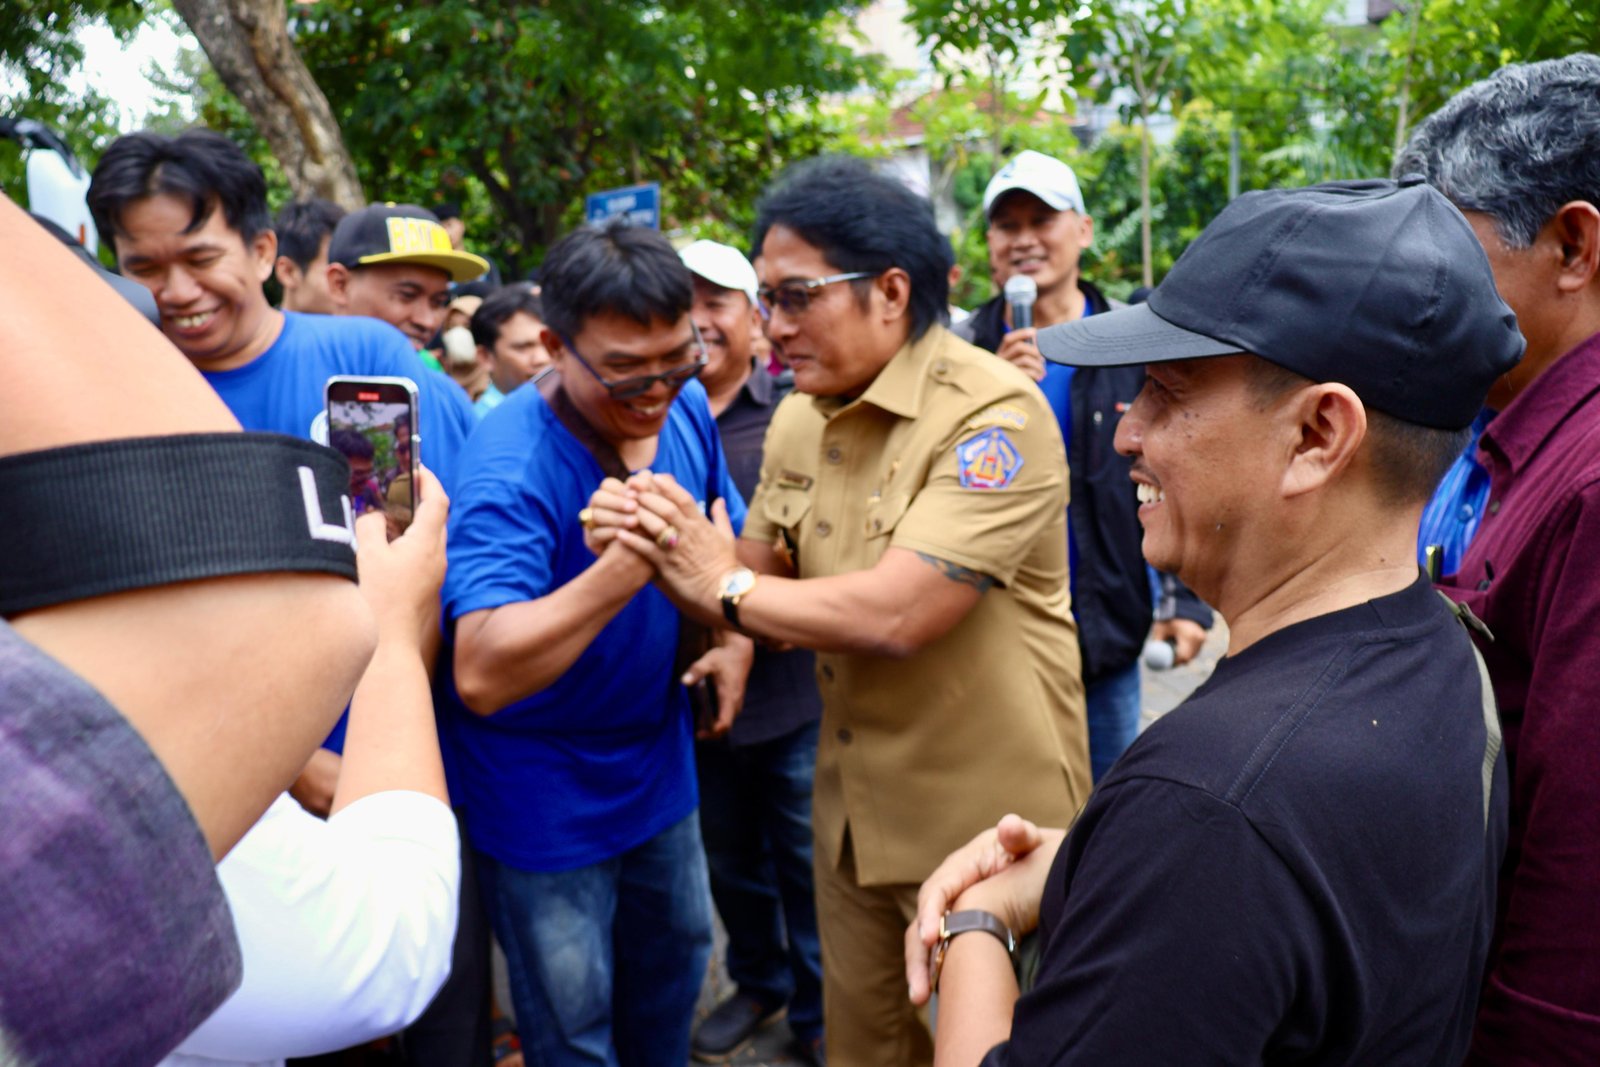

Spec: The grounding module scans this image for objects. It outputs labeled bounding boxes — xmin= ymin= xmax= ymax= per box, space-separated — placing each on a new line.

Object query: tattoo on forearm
xmin=915 ymin=551 xmax=997 ymax=592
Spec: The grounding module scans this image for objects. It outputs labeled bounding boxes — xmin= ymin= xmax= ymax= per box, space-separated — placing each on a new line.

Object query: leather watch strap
xmin=931 ymin=909 xmax=1016 ymax=993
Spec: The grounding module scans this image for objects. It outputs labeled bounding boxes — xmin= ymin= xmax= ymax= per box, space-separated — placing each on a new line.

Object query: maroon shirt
xmin=1440 ymin=330 xmax=1600 ymax=1065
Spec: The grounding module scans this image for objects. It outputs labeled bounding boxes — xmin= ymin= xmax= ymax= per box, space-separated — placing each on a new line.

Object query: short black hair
xmin=753 ymin=155 xmax=951 ymax=339
xmin=538 ymin=222 xmax=692 ymax=340
xmin=434 ymin=201 xmax=462 ymax=222
xmin=1244 ymin=357 xmax=1470 ymax=505
xmin=274 ymin=199 xmax=345 ymax=270
xmin=330 ymin=428 xmax=374 ymax=461
xmin=88 ymin=129 xmax=271 ymax=249
xmin=471 ymin=282 xmax=545 ymax=350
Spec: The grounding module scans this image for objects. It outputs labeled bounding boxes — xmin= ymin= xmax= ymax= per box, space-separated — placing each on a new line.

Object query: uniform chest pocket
xmin=762 ymin=486 xmax=814 ymax=533
xmin=863 ymin=492 xmax=912 ymax=539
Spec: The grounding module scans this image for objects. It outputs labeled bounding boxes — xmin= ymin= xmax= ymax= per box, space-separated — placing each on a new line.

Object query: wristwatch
xmin=930 ymin=909 xmax=1016 ymax=993
xmin=718 ymin=567 xmax=758 ymax=627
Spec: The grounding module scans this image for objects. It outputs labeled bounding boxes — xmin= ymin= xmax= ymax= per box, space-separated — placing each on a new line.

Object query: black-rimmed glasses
xmin=757 ymin=271 xmax=880 ymax=317
xmin=560 ymin=322 xmax=709 ymax=400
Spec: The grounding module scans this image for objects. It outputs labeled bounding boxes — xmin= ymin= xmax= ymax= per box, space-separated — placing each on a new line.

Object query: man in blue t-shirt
xmin=441 ymin=222 xmax=752 ymax=1066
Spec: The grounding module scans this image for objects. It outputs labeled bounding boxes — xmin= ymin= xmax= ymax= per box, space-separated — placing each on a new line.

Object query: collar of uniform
xmin=818 ymin=327 xmax=945 ymax=421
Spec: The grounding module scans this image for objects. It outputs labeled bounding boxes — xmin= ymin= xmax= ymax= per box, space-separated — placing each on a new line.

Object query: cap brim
xmin=355 ymin=249 xmax=490 ymax=283
xmin=985 ymin=182 xmax=1078 ymax=218
xmin=1037 ymin=303 xmax=1246 ymax=367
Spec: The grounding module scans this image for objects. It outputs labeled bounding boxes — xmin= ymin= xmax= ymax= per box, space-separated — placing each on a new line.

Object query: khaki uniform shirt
xmin=745 ymin=325 xmax=1092 ymax=887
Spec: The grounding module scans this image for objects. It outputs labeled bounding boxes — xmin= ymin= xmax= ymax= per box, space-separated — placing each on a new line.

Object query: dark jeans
xmin=1086 ymin=660 xmax=1142 ymax=783
xmin=477 ymin=812 xmax=713 ymax=1067
xmin=697 ymin=720 xmax=823 ymax=1044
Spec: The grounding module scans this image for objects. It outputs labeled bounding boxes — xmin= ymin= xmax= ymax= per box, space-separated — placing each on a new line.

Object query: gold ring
xmin=578 ymin=507 xmax=594 ymax=528
xmin=656 ymin=525 xmax=680 ymax=550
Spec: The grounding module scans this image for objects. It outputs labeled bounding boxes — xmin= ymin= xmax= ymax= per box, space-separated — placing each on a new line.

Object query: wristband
xmin=930 ymin=909 xmax=1016 ymax=993
xmin=1 ymin=433 xmax=359 ymax=617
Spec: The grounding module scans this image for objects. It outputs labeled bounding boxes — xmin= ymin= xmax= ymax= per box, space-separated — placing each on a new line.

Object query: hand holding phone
xmin=326 ymin=376 xmax=421 ymax=537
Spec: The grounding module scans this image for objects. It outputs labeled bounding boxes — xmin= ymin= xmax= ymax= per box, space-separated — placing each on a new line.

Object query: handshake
xmin=581 ymin=470 xmax=753 ymax=740
xmin=580 ymin=470 xmax=743 ymax=621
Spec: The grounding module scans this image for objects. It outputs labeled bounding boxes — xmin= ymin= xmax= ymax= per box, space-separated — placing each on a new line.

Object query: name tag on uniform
xmin=777 ymin=469 xmax=814 ymax=490
xmin=956 ymin=427 xmax=1024 ymax=490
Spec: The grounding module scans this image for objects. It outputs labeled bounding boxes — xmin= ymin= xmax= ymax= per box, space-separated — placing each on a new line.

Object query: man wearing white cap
xmin=679 ymin=239 xmax=827 ymax=1065
xmin=957 ymin=151 xmax=1213 ymax=783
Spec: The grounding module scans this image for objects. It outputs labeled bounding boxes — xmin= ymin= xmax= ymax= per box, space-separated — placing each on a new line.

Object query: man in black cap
xmin=903 ymin=178 xmax=1521 ymax=1066
xmin=327 ymin=202 xmax=490 ymax=363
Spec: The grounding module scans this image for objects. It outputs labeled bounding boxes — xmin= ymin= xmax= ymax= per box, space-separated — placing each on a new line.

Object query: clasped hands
xmin=583 ymin=471 xmax=751 ymax=740
xmin=903 ymin=813 xmax=1066 ymax=1006
xmin=582 ymin=471 xmax=739 ymax=620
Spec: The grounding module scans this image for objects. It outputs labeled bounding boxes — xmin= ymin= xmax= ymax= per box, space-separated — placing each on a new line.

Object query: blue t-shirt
xmin=202 ymin=311 xmax=478 ymax=752
xmin=438 ymin=378 xmax=745 ymax=872
xmin=201 ymin=311 xmax=478 ymax=496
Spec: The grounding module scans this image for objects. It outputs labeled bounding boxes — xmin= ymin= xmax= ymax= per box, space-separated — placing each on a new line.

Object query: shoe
xmin=690 ymin=991 xmax=785 ymax=1062
xmin=790 ymin=1033 xmax=826 ymax=1067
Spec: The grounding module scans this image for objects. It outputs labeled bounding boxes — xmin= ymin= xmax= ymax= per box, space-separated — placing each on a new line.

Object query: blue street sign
xmin=584 ymin=182 xmax=662 ymax=229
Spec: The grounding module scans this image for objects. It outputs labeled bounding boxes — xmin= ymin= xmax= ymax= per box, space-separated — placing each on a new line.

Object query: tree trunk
xmin=169 ymin=0 xmax=364 ymax=209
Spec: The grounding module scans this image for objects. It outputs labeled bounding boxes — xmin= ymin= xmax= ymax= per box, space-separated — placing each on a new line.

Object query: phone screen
xmin=326 ymin=376 xmax=419 ymax=536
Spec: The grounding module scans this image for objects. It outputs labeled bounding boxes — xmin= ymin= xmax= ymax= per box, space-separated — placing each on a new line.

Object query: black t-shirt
xmin=983 ymin=574 xmax=1506 ymax=1066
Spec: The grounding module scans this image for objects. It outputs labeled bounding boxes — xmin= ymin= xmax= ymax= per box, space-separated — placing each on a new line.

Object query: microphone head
xmin=1003 ymin=274 xmax=1038 ymax=306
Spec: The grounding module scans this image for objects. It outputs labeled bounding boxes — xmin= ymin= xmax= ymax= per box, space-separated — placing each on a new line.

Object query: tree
xmin=167 ymin=0 xmax=362 ymax=207
xmin=289 ymin=0 xmax=873 ymax=267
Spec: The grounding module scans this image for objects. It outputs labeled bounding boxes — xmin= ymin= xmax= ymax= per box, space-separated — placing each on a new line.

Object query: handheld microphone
xmin=1004 ymin=274 xmax=1037 ymax=332
xmin=1142 ymin=638 xmax=1178 ymax=671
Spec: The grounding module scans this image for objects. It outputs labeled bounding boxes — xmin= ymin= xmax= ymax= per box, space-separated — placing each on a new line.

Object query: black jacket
xmin=957 ymin=282 xmax=1213 ymax=685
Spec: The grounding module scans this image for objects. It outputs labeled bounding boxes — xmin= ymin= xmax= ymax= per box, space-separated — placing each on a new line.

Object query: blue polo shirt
xmin=201 ymin=311 xmax=477 ymax=496
xmin=202 ymin=311 xmax=477 ymax=753
xmin=438 ymin=378 xmax=745 ymax=871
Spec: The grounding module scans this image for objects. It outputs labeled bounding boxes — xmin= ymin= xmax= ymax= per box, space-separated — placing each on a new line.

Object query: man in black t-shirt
xmin=904 ymin=179 xmax=1522 ymax=1065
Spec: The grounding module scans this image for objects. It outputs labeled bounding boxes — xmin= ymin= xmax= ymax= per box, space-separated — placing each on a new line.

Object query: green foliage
xmin=287 ymin=0 xmax=874 ymax=274
xmin=0 ymin=0 xmax=145 ymax=208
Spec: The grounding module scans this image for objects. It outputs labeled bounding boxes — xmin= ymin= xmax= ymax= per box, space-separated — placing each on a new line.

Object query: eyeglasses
xmin=757 ymin=271 xmax=880 ymax=317
xmin=560 ymin=322 xmax=709 ymax=401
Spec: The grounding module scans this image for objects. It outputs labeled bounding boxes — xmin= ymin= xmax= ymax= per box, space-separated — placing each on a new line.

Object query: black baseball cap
xmin=327 ymin=203 xmax=488 ymax=283
xmin=1036 ymin=177 xmax=1524 ymax=430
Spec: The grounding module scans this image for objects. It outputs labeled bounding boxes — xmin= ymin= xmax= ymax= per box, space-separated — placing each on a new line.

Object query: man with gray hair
xmin=1397 ymin=53 xmax=1600 ymax=1064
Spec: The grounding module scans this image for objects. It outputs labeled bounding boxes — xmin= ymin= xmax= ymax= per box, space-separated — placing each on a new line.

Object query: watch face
xmin=722 ymin=568 xmax=757 ymax=599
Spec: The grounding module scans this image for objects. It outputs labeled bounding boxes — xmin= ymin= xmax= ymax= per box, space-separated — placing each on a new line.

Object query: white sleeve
xmin=166 ymin=791 xmax=461 ymax=1061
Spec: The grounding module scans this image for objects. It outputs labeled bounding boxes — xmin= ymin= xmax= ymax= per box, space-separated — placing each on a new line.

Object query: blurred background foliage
xmin=3 ymin=0 xmax=1598 ymax=296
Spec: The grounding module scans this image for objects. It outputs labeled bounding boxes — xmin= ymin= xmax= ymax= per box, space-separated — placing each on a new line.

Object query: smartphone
xmin=325 ymin=375 xmax=420 ymax=537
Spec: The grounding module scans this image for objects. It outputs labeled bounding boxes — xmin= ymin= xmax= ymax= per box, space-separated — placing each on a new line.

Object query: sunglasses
xmin=561 ymin=323 xmax=709 ymax=401
xmin=757 ymin=271 xmax=880 ymax=317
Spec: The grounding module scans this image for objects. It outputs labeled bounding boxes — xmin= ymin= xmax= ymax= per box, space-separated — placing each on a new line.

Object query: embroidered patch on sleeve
xmin=956 ymin=427 xmax=1024 ymax=490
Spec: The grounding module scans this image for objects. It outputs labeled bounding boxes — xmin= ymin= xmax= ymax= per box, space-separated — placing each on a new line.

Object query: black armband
xmin=0 ymin=433 xmax=359 ymax=617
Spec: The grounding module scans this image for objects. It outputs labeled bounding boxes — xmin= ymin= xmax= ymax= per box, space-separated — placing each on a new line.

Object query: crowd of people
xmin=2 ymin=50 xmax=1599 ymax=1067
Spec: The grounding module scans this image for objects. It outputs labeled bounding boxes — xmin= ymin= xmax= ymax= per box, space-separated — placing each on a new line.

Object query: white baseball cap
xmin=679 ymin=239 xmax=759 ymax=306
xmin=983 ymin=150 xmax=1088 ymax=218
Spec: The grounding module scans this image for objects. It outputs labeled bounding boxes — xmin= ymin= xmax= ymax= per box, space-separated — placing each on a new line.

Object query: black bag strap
xmin=535 ymin=369 xmax=719 ymax=690
xmin=537 ymin=368 xmax=719 ymax=505
xmin=1 ymin=433 xmax=358 ymax=617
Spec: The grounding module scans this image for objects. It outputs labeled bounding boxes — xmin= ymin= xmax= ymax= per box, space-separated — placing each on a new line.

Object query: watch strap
xmin=931 ymin=909 xmax=1016 ymax=993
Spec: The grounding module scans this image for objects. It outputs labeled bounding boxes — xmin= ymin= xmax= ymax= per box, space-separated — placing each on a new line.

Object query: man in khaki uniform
xmin=584 ymin=157 xmax=1091 ymax=1065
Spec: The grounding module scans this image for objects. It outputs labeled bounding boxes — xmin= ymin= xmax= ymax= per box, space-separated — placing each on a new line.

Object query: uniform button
xmin=1488 ymin=500 xmax=1501 ymax=515
xmin=1459 ymin=503 xmax=1475 ymax=521
xmin=827 ymin=447 xmax=843 ymax=464
xmin=836 ymin=727 xmax=853 ymax=744
xmin=815 ymin=521 xmax=832 ymax=537
xmin=872 ymin=518 xmax=883 ymax=532
xmin=933 ymin=360 xmax=950 ymax=377
xmin=821 ymin=664 xmax=835 ymax=681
